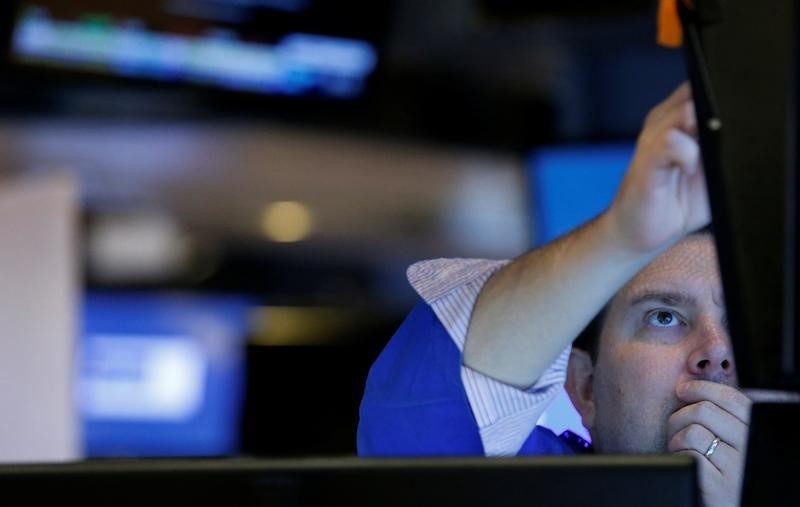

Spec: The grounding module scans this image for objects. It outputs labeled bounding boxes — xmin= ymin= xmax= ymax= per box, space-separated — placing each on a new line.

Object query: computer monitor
xmin=2 ymin=0 xmax=389 ymax=100
xmin=678 ymin=0 xmax=800 ymax=504
xmin=0 ymin=455 xmax=699 ymax=507
xmin=682 ymin=0 xmax=799 ymax=393
xmin=80 ymin=291 xmax=252 ymax=457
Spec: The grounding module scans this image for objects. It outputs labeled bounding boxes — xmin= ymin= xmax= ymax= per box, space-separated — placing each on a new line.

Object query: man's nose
xmin=686 ymin=318 xmax=735 ymax=382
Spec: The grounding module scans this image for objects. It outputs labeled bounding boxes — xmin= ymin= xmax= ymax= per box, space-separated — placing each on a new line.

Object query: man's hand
xmin=667 ymin=381 xmax=753 ymax=507
xmin=608 ymin=82 xmax=710 ymax=255
xmin=463 ymin=83 xmax=712 ymax=389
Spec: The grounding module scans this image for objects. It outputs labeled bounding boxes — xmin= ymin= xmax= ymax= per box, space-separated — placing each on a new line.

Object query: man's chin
xmin=593 ymin=431 xmax=668 ymax=454
xmin=632 ymin=437 xmax=669 ymax=455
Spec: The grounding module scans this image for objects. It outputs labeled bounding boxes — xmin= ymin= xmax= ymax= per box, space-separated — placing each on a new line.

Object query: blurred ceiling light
xmin=443 ymin=163 xmax=529 ymax=256
xmin=260 ymin=201 xmax=313 ymax=242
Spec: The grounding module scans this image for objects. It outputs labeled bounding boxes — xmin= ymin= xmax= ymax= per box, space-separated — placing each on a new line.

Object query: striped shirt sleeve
xmin=407 ymin=258 xmax=571 ymax=457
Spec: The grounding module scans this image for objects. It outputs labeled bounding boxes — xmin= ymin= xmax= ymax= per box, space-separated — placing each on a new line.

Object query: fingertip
xmin=684 ymin=103 xmax=699 ymax=136
xmin=675 ymin=81 xmax=693 ymax=100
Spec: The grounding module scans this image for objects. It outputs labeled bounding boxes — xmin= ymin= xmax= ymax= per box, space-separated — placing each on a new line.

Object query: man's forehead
xmin=615 ymin=235 xmax=721 ymax=303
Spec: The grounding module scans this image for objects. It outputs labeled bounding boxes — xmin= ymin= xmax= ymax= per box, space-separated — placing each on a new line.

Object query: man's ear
xmin=565 ymin=348 xmax=596 ymax=431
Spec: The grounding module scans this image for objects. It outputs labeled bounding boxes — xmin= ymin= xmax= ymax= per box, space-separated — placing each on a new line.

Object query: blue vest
xmin=357 ymin=300 xmax=591 ymax=457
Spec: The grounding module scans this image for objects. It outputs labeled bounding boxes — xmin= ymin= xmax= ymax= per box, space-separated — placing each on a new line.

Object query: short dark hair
xmin=573 ymin=307 xmax=606 ymax=363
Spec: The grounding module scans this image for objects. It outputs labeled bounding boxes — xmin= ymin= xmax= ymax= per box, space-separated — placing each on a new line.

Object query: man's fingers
xmin=648 ymin=128 xmax=701 ymax=177
xmin=645 ymin=98 xmax=698 ymax=141
xmin=668 ymin=400 xmax=749 ymax=451
xmin=669 ymin=385 xmax=751 ymax=507
xmin=674 ymin=447 xmax=741 ymax=507
xmin=685 ymin=162 xmax=711 ymax=230
xmin=668 ymin=424 xmax=738 ymax=474
xmin=663 ymin=99 xmax=698 ymax=138
xmin=673 ymin=448 xmax=721 ymax=479
xmin=664 ymin=81 xmax=692 ymax=108
xmin=645 ymin=81 xmax=693 ymax=127
xmin=677 ymin=380 xmax=752 ymax=424
xmin=636 ymin=93 xmax=700 ymax=178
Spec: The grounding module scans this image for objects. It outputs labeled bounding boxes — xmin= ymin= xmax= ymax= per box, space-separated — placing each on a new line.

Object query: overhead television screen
xmin=7 ymin=0 xmax=389 ymax=99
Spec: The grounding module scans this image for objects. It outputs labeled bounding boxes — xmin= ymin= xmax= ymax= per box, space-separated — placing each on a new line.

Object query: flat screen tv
xmin=3 ymin=1 xmax=390 ymax=100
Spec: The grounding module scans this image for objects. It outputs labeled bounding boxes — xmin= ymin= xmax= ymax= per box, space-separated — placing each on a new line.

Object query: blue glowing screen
xmin=80 ymin=292 xmax=252 ymax=457
xmin=529 ymin=144 xmax=634 ymax=246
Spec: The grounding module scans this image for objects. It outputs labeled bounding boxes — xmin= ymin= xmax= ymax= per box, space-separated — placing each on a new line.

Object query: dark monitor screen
xmin=686 ymin=0 xmax=800 ymax=391
xmin=0 ymin=455 xmax=699 ymax=507
xmin=681 ymin=2 xmax=800 ymax=502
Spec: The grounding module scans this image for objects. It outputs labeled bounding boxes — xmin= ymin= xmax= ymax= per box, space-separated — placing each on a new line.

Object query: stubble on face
xmin=588 ymin=235 xmax=723 ymax=454
xmin=591 ymin=354 xmax=684 ymax=454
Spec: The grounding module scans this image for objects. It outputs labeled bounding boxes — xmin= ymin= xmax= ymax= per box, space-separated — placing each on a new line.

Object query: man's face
xmin=589 ymin=234 xmax=736 ymax=453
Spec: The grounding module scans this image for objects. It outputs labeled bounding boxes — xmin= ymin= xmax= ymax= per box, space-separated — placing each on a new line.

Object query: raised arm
xmin=463 ymin=82 xmax=710 ymax=388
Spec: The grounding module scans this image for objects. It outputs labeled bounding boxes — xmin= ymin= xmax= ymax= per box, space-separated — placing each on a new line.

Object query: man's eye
xmin=646 ymin=310 xmax=682 ymax=328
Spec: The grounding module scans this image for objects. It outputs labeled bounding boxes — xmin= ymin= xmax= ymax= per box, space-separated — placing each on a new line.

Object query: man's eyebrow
xmin=627 ymin=291 xmax=698 ymax=308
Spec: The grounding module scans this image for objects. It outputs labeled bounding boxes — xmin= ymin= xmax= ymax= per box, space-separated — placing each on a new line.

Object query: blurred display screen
xmin=80 ymin=291 xmax=252 ymax=457
xmin=9 ymin=1 xmax=386 ymax=98
xmin=528 ymin=143 xmax=633 ymax=246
